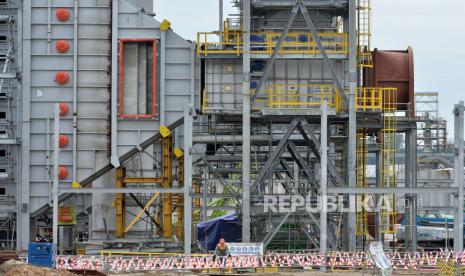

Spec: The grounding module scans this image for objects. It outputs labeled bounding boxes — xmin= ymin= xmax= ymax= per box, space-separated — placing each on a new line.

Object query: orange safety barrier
xmin=56 ymin=40 xmax=70 ymax=53
xmin=55 ymin=72 xmax=70 ymax=85
xmin=56 ymin=8 xmax=71 ymax=21
xmin=56 ymin=251 xmax=465 ymax=273
xmin=59 ymin=103 xmax=69 ymax=116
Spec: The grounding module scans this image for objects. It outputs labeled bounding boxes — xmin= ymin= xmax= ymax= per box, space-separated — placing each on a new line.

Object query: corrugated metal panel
xmin=19 ymin=0 xmax=196 ymax=240
xmin=28 ymin=0 xmax=112 ymax=214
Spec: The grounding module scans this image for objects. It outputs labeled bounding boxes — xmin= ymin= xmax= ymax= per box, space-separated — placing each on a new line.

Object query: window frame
xmin=118 ymin=38 xmax=157 ymax=119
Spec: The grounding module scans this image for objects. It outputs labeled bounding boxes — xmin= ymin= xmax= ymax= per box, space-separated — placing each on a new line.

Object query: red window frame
xmin=118 ymin=38 xmax=157 ymax=119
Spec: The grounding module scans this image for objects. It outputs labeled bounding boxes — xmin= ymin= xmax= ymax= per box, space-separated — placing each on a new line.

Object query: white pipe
xmin=110 ymin=0 xmax=119 ymax=167
xmin=53 ymin=104 xmax=60 ymax=253
xmin=47 ymin=0 xmax=51 ymax=54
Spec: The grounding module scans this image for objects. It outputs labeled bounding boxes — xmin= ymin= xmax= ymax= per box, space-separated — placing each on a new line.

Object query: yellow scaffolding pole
xmin=124 ymin=193 xmax=160 ymax=234
xmin=193 ymin=180 xmax=201 ymax=222
xmin=162 ymin=130 xmax=174 ymax=238
xmin=114 ymin=167 xmax=126 ymax=238
xmin=356 ymin=129 xmax=368 ymax=237
xmin=175 ymin=148 xmax=184 ymax=239
xmin=122 ymin=177 xmax=163 ymax=184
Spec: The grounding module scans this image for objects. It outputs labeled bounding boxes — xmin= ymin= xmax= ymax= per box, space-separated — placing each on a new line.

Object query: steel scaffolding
xmin=415 ymin=92 xmax=447 ymax=154
xmin=0 ymin=0 xmax=19 ymax=249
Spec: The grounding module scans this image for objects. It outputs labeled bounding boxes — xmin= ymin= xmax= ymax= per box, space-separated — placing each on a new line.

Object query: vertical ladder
xmin=357 ymin=0 xmax=373 ymax=68
xmin=356 ymin=129 xmax=368 ymax=239
xmin=380 ymin=89 xmax=397 ymax=236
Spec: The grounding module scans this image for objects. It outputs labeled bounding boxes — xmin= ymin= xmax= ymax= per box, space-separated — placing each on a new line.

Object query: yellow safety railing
xmin=356 ymin=87 xmax=385 ymax=111
xmin=202 ymin=85 xmax=396 ymax=115
xmin=197 ymin=31 xmax=348 ymax=56
xmin=260 ymin=83 xmax=343 ymax=112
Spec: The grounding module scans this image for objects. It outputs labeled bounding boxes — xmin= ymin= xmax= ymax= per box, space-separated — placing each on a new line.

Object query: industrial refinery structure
xmin=1 ymin=0 xmax=464 ymax=263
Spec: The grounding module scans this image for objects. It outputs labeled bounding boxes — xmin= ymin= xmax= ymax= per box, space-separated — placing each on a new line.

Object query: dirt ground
xmin=0 ymin=259 xmax=77 ymax=276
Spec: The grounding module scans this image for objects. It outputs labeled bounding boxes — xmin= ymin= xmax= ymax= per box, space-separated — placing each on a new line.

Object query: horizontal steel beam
xmin=0 ymin=73 xmax=16 ymax=79
xmin=328 ymin=187 xmax=458 ymax=194
xmin=0 ymin=138 xmax=20 ymax=145
xmin=193 ymin=135 xmax=271 ymax=144
xmin=251 ymin=0 xmax=348 ymax=8
xmin=367 ymin=179 xmax=454 ymax=184
xmin=122 ymin=177 xmax=163 ymax=184
xmin=58 ymin=188 xmax=183 ymax=194
xmin=192 ymin=206 xmax=238 ymax=211
xmin=417 ymin=206 xmax=455 ymax=211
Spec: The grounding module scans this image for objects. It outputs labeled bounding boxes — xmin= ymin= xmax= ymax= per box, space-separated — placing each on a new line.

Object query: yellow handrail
xmin=356 ymin=87 xmax=384 ymax=111
xmin=202 ymin=85 xmax=395 ymax=114
xmin=197 ymin=31 xmax=348 ymax=56
xmin=262 ymin=83 xmax=343 ymax=112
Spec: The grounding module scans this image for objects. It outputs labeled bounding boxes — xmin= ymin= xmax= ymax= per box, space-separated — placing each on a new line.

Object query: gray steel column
xmin=405 ymin=131 xmax=412 ymax=250
xmin=110 ymin=0 xmax=119 ymax=167
xmin=72 ymin=0 xmax=78 ymax=179
xmin=53 ymin=104 xmax=60 ymax=252
xmin=219 ymin=0 xmax=223 ymax=42
xmin=242 ymin=0 xmax=251 ymax=242
xmin=347 ymin=0 xmax=357 ymax=251
xmin=203 ymin=160 xmax=208 ymax=221
xmin=375 ymin=150 xmax=382 ymax=242
xmin=410 ymin=128 xmax=418 ymax=251
xmin=190 ymin=43 xmax=195 ymax=103
xmin=320 ymin=101 xmax=328 ymax=271
xmin=18 ymin=0 xmax=31 ymax=250
xmin=454 ymin=101 xmax=464 ymax=252
xmin=58 ymin=226 xmax=64 ymax=255
xmin=160 ymin=31 xmax=166 ymax=125
xmin=183 ymin=104 xmax=194 ymax=255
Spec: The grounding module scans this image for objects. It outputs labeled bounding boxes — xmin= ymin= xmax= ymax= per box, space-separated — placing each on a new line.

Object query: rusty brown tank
xmin=364 ymin=47 xmax=415 ymax=115
xmin=367 ymin=212 xmax=404 ymax=238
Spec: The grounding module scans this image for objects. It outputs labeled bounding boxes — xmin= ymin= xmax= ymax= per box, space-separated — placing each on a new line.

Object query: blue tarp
xmin=196 ymin=214 xmax=241 ymax=251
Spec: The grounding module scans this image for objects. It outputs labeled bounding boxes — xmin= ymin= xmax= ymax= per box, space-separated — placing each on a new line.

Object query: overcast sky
xmin=154 ymin=0 xmax=465 ymax=135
